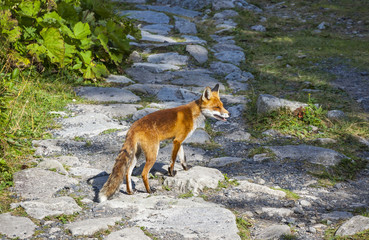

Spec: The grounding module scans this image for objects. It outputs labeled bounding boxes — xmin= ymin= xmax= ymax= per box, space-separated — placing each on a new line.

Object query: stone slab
xmin=13 ymin=168 xmax=78 ymax=200
xmin=257 ymin=94 xmax=308 ymax=114
xmin=106 ymin=75 xmax=134 ymax=84
xmin=98 ymin=195 xmax=240 ymax=240
xmin=235 ymin=180 xmax=286 ymax=198
xmin=186 ymin=45 xmax=208 ymax=64
xmin=210 ymin=61 xmax=241 ymax=75
xmin=141 ymin=24 xmax=173 ymax=35
xmin=132 ymin=63 xmax=180 ymax=73
xmin=137 ymin=5 xmax=201 ymax=18
xmin=266 ymin=145 xmax=348 ymax=166
xmin=56 ymin=113 xmax=127 ymax=138
xmin=214 ymin=50 xmax=245 ymax=65
xmin=185 ymin=129 xmax=211 ymax=144
xmin=208 ymin=157 xmax=244 ymax=167
xmin=105 ymin=227 xmax=151 ymax=240
xmin=147 ymin=52 xmax=189 ymax=65
xmin=20 ymin=197 xmax=82 ymax=219
xmin=335 ymin=215 xmax=369 ymax=236
xmin=120 ymin=10 xmax=169 ymax=24
xmin=164 ymin=166 xmax=224 ymax=195
xmin=75 ymin=87 xmax=141 ymax=103
xmin=141 ymin=30 xmax=176 ymax=43
xmin=256 ymin=225 xmax=291 ymax=240
xmin=0 ymin=213 xmax=37 ymax=239
xmin=68 ymin=104 xmax=142 ymax=119
xmin=66 ymin=217 xmax=121 ymax=236
xmin=174 ymin=16 xmax=197 ymax=34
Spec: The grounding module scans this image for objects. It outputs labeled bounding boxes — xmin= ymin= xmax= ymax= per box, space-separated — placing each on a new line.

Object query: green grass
xmin=178 ymin=191 xmax=194 ymax=199
xmin=0 ymin=68 xmax=76 ymax=213
xmin=271 ymin=187 xmax=300 ymax=200
xmin=236 ymin=216 xmax=252 ymax=239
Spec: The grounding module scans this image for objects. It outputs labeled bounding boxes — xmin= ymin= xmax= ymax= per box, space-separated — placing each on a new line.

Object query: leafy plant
xmin=0 ymin=0 xmax=140 ymax=80
xmin=0 ymin=158 xmax=13 ymax=191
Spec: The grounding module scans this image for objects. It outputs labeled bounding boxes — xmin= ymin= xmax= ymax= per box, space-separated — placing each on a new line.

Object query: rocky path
xmin=1 ymin=1 xmax=369 ymax=240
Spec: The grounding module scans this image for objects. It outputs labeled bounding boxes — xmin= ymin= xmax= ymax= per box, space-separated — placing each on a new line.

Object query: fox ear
xmin=211 ymin=84 xmax=220 ymax=93
xmin=202 ymin=87 xmax=212 ymax=101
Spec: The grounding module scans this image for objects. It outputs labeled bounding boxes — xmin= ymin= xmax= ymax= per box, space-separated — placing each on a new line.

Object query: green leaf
xmin=27 ymin=43 xmax=47 ymax=61
xmin=80 ymin=38 xmax=93 ymax=50
xmin=41 ymin=11 xmax=64 ymax=25
xmin=64 ymin=43 xmax=76 ymax=66
xmin=83 ymin=66 xmax=95 ymax=79
xmin=92 ymin=63 xmax=109 ymax=78
xmin=57 ymin=1 xmax=79 ymax=24
xmin=40 ymin=27 xmax=65 ymax=65
xmin=73 ymin=22 xmax=91 ymax=40
xmin=18 ymin=0 xmax=41 ymax=18
xmin=59 ymin=24 xmax=75 ymax=39
xmin=79 ymin=51 xmax=92 ymax=64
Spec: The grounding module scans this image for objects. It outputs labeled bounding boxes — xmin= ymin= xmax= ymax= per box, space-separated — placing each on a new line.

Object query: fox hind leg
xmin=141 ymin=143 xmax=159 ymax=193
xmin=125 ymin=155 xmax=137 ymax=195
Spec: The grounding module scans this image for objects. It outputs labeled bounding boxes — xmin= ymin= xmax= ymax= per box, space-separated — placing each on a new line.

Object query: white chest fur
xmin=185 ymin=113 xmax=205 ymax=141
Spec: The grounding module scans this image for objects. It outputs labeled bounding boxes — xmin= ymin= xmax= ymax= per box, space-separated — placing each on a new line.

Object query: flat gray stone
xmin=106 ymin=75 xmax=134 ymax=84
xmin=128 ymin=51 xmax=142 ymax=63
xmin=33 ymin=139 xmax=86 ymax=156
xmin=174 ymin=16 xmax=197 ymax=34
xmin=213 ymin=0 xmax=235 ymax=10
xmin=213 ymin=43 xmax=243 ymax=52
xmin=185 ymin=129 xmax=211 ymax=144
xmin=210 ymin=61 xmax=241 ymax=75
xmin=132 ymin=108 xmax=158 ymax=121
xmin=13 ymin=168 xmax=78 ymax=200
xmin=105 ymin=227 xmax=151 ymax=240
xmin=315 ymin=138 xmax=337 ymax=145
xmin=266 ymin=145 xmax=348 ymax=166
xmin=261 ymin=207 xmax=293 ymax=218
xmin=164 ymin=166 xmax=224 ymax=195
xmin=257 ymin=94 xmax=308 ymax=114
xmin=137 ymin=5 xmax=201 ymax=18
xmin=66 ymin=217 xmax=121 ymax=236
xmin=208 ymin=157 xmax=244 ymax=167
xmin=49 ymin=156 xmax=81 ymax=167
xmin=0 ymin=213 xmax=37 ymax=239
xmin=322 ymin=211 xmax=353 ymax=221
xmin=98 ymin=195 xmax=240 ymax=240
xmin=141 ymin=24 xmax=173 ymax=35
xmin=181 ymin=35 xmax=207 ymax=44
xmin=226 ymin=71 xmax=254 ymax=81
xmin=327 ymin=110 xmax=345 ymax=120
xmin=235 ymin=181 xmax=286 ymax=198
xmin=227 ymin=104 xmax=245 ymax=118
xmin=156 ymin=86 xmax=199 ymax=102
xmin=125 ymin=67 xmax=173 ymax=84
xmin=171 ymin=72 xmax=224 ymax=91
xmin=147 ymin=52 xmax=189 ymax=65
xmin=251 ymin=24 xmax=266 ymax=32
xmin=225 ymin=130 xmax=251 ymax=141
xmin=228 ymin=80 xmax=248 ymax=92
xmin=69 ymin=104 xmax=142 ymax=119
xmin=69 ymin=167 xmax=106 ymax=179
xmin=120 ymin=10 xmax=169 ymax=24
xmin=186 ymin=45 xmax=208 ymax=64
xmin=214 ymin=9 xmax=239 ymax=19
xmin=256 ymin=225 xmax=291 ymax=240
xmin=38 ymin=159 xmax=68 ymax=175
xmin=56 ymin=113 xmax=127 ymax=138
xmin=210 ymin=35 xmax=235 ymax=44
xmin=133 ymin=63 xmax=180 ymax=73
xmin=75 ymin=87 xmax=141 ymax=103
xmin=20 ymin=197 xmax=82 ymax=219
xmin=214 ymin=50 xmax=245 ymax=65
xmin=335 ymin=215 xmax=369 ymax=236
xmin=141 ymin=30 xmax=176 ymax=43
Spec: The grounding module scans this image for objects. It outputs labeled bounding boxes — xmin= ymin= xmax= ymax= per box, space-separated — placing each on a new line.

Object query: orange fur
xmin=98 ymin=85 xmax=229 ymax=202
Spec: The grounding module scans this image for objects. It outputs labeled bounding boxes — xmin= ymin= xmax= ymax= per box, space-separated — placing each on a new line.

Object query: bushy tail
xmin=98 ymin=135 xmax=136 ymax=202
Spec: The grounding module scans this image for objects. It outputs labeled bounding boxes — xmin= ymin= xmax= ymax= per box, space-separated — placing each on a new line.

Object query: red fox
xmin=98 ymin=84 xmax=229 ymax=202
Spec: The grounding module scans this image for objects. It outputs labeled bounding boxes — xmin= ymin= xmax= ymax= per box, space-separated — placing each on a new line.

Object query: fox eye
xmin=214 ymin=106 xmax=220 ymax=109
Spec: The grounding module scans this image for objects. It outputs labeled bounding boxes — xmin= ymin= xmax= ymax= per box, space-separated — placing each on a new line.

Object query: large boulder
xmin=163 ymin=166 xmax=224 ymax=195
xmin=66 ymin=217 xmax=121 ymax=236
xmin=257 ymin=94 xmax=309 ymax=114
xmin=335 ymin=215 xmax=369 ymax=236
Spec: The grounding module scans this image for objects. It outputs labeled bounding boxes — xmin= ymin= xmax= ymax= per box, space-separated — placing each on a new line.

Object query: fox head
xmin=200 ymin=84 xmax=229 ymax=122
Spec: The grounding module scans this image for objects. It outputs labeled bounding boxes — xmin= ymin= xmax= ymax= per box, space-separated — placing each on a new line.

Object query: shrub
xmin=0 ymin=0 xmax=140 ymax=80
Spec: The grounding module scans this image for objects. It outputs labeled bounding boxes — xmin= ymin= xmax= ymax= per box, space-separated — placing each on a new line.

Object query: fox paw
xmin=182 ymin=164 xmax=192 ymax=171
xmin=168 ymin=167 xmax=177 ymax=177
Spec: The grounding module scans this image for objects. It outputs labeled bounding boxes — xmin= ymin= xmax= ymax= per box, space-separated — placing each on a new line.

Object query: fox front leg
xmin=178 ymin=145 xmax=191 ymax=170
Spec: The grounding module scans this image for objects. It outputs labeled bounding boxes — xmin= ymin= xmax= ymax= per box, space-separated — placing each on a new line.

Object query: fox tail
xmin=98 ymin=134 xmax=136 ymax=202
